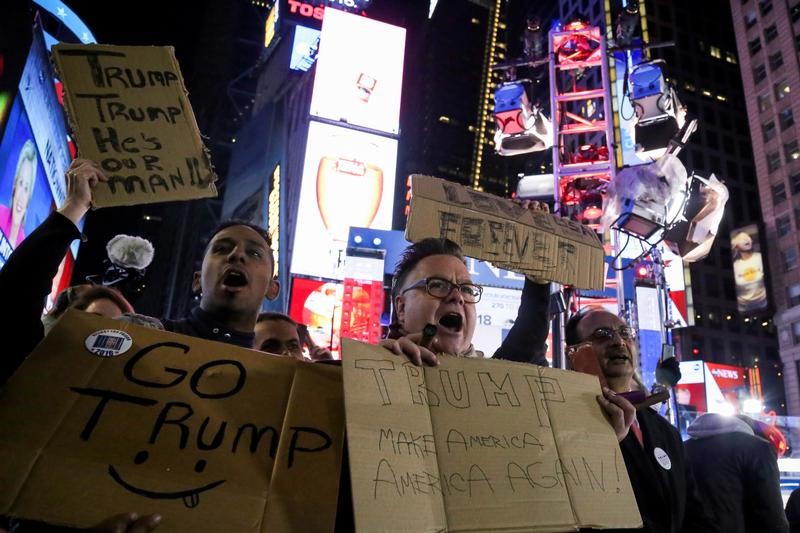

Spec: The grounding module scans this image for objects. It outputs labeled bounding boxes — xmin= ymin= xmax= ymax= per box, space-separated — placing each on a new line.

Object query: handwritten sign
xmin=51 ymin=44 xmax=217 ymax=207
xmin=341 ymin=338 xmax=642 ymax=532
xmin=406 ymin=175 xmax=605 ymax=290
xmin=0 ymin=311 xmax=343 ymax=532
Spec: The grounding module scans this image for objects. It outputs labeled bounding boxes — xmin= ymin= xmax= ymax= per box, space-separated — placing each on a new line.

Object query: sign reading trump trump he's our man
xmin=52 ymin=44 xmax=217 ymax=208
xmin=0 ymin=310 xmax=343 ymax=533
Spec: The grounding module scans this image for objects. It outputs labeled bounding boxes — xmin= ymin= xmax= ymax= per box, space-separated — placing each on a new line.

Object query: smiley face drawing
xmin=108 ymin=450 xmax=226 ymax=508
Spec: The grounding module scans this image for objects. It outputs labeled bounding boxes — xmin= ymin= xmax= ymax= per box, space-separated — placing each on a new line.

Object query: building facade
xmin=731 ymin=0 xmax=800 ymax=415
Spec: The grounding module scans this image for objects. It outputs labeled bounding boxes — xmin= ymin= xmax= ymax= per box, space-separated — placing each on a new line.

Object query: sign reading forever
xmin=406 ymin=175 xmax=605 ymax=290
xmin=341 ymin=338 xmax=642 ymax=532
xmin=0 ymin=311 xmax=344 ymax=532
xmin=51 ymin=44 xmax=218 ymax=207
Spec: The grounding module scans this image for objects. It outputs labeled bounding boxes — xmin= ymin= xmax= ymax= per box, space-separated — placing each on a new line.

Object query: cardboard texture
xmin=51 ymin=44 xmax=217 ymax=207
xmin=0 ymin=311 xmax=344 ymax=532
xmin=341 ymin=338 xmax=642 ymax=532
xmin=405 ymin=175 xmax=605 ymax=290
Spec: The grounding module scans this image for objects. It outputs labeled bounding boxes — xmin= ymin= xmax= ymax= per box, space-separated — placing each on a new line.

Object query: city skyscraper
xmin=730 ymin=0 xmax=800 ymax=415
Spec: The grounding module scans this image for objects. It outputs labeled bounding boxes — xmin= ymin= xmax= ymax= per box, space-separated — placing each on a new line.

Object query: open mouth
xmin=439 ymin=313 xmax=464 ymax=332
xmin=222 ymin=270 xmax=248 ymax=287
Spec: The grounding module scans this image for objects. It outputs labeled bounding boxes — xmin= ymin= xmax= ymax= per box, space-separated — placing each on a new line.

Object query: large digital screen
xmin=288 ymin=276 xmax=343 ymax=355
xmin=290 ymin=25 xmax=321 ymax=71
xmin=0 ymin=28 xmax=75 ymax=302
xmin=0 ymin=96 xmax=54 ymax=262
xmin=474 ymin=286 xmax=522 ymax=357
xmin=730 ymin=224 xmax=768 ymax=312
xmin=19 ymin=24 xmax=71 ymax=210
xmin=309 ymin=8 xmax=405 ymax=134
xmin=290 ymin=120 xmax=397 ymax=280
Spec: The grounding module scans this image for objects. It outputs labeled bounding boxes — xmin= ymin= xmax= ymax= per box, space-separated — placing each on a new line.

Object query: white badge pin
xmin=654 ymin=447 xmax=672 ymax=470
xmin=85 ymin=329 xmax=133 ymax=358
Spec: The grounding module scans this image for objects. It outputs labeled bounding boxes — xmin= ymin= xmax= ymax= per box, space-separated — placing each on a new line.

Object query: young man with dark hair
xmin=254 ymin=312 xmax=332 ymax=361
xmin=158 ymin=219 xmax=280 ymax=346
xmin=255 ymin=312 xmax=303 ymax=359
xmin=0 ymin=159 xmax=281 ymax=387
xmin=565 ymin=307 xmax=718 ymax=533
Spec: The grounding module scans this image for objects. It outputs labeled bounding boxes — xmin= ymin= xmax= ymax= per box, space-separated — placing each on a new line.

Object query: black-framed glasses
xmin=400 ymin=277 xmax=483 ymax=303
xmin=584 ymin=326 xmax=637 ymax=342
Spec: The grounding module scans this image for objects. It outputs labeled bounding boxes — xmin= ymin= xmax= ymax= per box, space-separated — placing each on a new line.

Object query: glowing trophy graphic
xmin=316 ymin=154 xmax=384 ymax=242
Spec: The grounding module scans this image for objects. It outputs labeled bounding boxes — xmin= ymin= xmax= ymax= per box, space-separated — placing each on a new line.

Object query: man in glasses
xmin=382 ymin=237 xmax=551 ymax=366
xmin=565 ymin=307 xmax=717 ymax=533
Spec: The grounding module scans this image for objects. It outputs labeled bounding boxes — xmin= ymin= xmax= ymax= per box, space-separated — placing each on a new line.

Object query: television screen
xmin=0 ymin=96 xmax=54 ymax=261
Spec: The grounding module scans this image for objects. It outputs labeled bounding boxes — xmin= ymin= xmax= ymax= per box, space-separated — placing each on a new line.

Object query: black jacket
xmin=685 ymin=413 xmax=788 ymax=533
xmin=492 ymin=278 xmax=550 ymax=366
xmin=0 ymin=211 xmax=80 ymax=386
xmin=0 ymin=211 xmax=255 ymax=387
xmin=611 ymin=407 xmax=719 ymax=533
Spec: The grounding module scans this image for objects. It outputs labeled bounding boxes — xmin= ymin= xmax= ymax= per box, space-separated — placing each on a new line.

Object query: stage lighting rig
xmin=493 ymin=80 xmax=553 ymax=156
xmin=629 ymin=60 xmax=686 ymax=159
xmin=602 ymin=119 xmax=697 ymax=243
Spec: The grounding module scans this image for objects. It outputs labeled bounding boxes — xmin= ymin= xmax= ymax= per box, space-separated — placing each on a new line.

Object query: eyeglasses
xmin=401 ymin=277 xmax=483 ymax=303
xmin=584 ymin=326 xmax=637 ymax=342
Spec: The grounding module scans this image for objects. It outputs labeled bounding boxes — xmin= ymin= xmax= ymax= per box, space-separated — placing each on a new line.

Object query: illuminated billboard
xmin=310 ymin=9 xmax=405 ymax=134
xmin=289 ymin=25 xmax=320 ymax=71
xmin=730 ymin=224 xmax=768 ymax=312
xmin=288 ymin=277 xmax=343 ymax=355
xmin=290 ymin=120 xmax=397 ymax=279
xmin=474 ymin=286 xmax=523 ymax=357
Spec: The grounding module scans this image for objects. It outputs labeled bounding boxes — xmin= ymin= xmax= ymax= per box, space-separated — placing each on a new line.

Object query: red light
xmin=637 ymin=266 xmax=649 ymax=277
xmin=583 ymin=205 xmax=603 ymax=219
xmin=692 ymin=348 xmax=700 ymax=355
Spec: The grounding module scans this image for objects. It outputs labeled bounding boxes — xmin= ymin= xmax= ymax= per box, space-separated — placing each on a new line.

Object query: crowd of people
xmin=0 ymin=158 xmax=793 ymax=532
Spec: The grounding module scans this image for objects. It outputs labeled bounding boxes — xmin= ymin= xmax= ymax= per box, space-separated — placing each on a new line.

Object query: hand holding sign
xmin=59 ymin=158 xmax=108 ymax=225
xmin=406 ymin=176 xmax=605 ymax=289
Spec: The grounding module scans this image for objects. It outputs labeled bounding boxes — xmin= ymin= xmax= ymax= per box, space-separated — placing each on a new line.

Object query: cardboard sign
xmin=0 ymin=311 xmax=344 ymax=532
xmin=406 ymin=175 xmax=605 ymax=290
xmin=341 ymin=338 xmax=642 ymax=532
xmin=51 ymin=44 xmax=217 ymax=207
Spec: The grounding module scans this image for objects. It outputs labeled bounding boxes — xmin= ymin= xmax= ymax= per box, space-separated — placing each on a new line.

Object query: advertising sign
xmin=289 ymin=25 xmax=320 ymax=71
xmin=282 ymin=0 xmax=372 ymax=29
xmin=676 ymin=361 xmax=749 ymax=435
xmin=730 ymin=224 xmax=768 ymax=312
xmin=310 ymin=9 xmax=405 ymax=134
xmin=289 ymin=277 xmax=344 ymax=354
xmin=290 ymin=121 xmax=397 ymax=280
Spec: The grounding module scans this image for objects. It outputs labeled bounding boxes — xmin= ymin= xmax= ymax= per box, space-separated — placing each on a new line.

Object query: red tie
xmin=631 ymin=418 xmax=644 ymax=447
